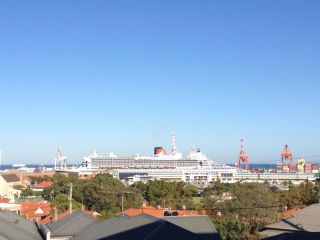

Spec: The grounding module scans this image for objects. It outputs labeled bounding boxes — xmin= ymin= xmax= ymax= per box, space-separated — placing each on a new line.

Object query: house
xmin=0 ymin=202 xmax=21 ymax=213
xmin=0 ymin=209 xmax=219 ymax=240
xmin=20 ymin=201 xmax=52 ymax=221
xmin=0 ymin=197 xmax=10 ymax=203
xmin=120 ymin=204 xmax=205 ymax=217
xmin=44 ymin=210 xmax=97 ymax=240
xmin=0 ymin=173 xmax=24 ymax=198
xmin=32 ymin=181 xmax=54 ymax=192
xmin=261 ymin=203 xmax=320 ymax=239
xmin=0 ymin=210 xmax=42 ymax=240
xmin=71 ymin=213 xmax=219 ymax=240
xmin=40 ymin=208 xmax=100 ymax=224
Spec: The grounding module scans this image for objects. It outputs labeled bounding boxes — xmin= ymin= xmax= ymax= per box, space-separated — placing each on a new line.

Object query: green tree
xmin=134 ymin=180 xmax=197 ymax=209
xmin=214 ymin=217 xmax=253 ymax=240
xmin=52 ymin=193 xmax=81 ymax=213
xmin=21 ymin=187 xmax=35 ymax=197
xmin=300 ymin=182 xmax=318 ymax=205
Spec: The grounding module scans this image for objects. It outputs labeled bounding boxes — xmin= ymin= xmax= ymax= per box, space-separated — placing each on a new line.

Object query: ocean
xmin=0 ymin=164 xmax=54 ymax=171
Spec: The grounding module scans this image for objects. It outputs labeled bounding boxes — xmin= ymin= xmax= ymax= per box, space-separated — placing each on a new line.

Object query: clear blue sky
xmin=0 ymin=1 xmax=320 ymax=164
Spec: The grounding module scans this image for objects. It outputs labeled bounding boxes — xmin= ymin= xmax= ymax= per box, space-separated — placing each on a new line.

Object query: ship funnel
xmin=154 ymin=147 xmax=166 ymax=156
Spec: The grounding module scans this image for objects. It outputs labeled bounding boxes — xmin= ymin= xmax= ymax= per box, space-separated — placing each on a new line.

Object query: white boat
xmin=12 ymin=163 xmax=26 ymax=168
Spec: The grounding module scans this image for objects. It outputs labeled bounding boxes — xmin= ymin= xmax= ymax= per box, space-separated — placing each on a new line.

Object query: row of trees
xmin=41 ymin=173 xmax=198 ymax=218
xmin=130 ymin=180 xmax=198 ymax=209
xmin=42 ymin=173 xmax=138 ymax=218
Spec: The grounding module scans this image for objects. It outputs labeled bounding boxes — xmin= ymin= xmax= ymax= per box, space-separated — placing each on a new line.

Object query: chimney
xmin=52 ymin=207 xmax=58 ymax=221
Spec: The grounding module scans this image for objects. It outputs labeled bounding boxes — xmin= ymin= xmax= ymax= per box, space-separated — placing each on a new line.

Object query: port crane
xmin=281 ymin=144 xmax=293 ymax=165
xmin=237 ymin=139 xmax=249 ymax=170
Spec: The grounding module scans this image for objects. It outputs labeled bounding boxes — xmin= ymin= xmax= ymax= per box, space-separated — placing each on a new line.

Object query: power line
xmin=104 ymin=191 xmax=137 ymax=216
xmin=197 ymin=204 xmax=307 ymax=212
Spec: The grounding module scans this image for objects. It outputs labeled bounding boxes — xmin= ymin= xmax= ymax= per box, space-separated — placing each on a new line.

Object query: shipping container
xmin=305 ymin=163 xmax=312 ymax=173
xmin=289 ymin=163 xmax=297 ymax=173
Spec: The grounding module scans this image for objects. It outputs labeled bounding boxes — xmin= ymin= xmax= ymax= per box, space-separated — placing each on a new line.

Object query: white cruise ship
xmin=80 ymin=134 xmax=238 ymax=184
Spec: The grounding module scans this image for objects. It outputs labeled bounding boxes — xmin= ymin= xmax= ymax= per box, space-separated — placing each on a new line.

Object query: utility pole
xmin=120 ymin=191 xmax=134 ymax=216
xmin=121 ymin=193 xmax=124 ymax=213
xmin=106 ymin=191 xmax=138 ymax=216
xmin=69 ymin=183 xmax=73 ymax=214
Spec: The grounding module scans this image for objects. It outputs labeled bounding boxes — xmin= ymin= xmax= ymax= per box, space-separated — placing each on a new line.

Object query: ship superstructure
xmin=82 ymin=133 xmax=221 ymax=170
xmin=82 ymin=146 xmax=216 ymax=169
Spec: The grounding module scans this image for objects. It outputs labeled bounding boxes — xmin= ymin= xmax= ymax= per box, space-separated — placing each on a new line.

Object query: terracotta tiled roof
xmin=20 ymin=201 xmax=52 ymax=220
xmin=40 ymin=209 xmax=99 ymax=224
xmin=35 ymin=181 xmax=53 ymax=188
xmin=120 ymin=206 xmax=205 ymax=217
xmin=281 ymin=208 xmax=300 ymax=217
xmin=0 ymin=198 xmax=10 ymax=203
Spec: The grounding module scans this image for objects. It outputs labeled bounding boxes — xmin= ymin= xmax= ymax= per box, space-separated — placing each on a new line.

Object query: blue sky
xmin=0 ymin=1 xmax=320 ymax=164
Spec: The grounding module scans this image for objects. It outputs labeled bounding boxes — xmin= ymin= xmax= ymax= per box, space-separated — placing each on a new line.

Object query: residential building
xmin=40 ymin=208 xmax=100 ymax=224
xmin=45 ymin=210 xmax=97 ymax=240
xmin=72 ymin=213 xmax=219 ymax=240
xmin=0 ymin=210 xmax=42 ymax=240
xmin=0 ymin=173 xmax=24 ymax=198
xmin=120 ymin=204 xmax=205 ymax=217
xmin=20 ymin=201 xmax=52 ymax=221
xmin=32 ymin=181 xmax=53 ymax=192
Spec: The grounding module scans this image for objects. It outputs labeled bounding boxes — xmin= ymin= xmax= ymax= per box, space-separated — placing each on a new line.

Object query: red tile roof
xmin=120 ymin=205 xmax=205 ymax=217
xmin=39 ymin=209 xmax=99 ymax=224
xmin=0 ymin=198 xmax=10 ymax=203
xmin=281 ymin=208 xmax=300 ymax=217
xmin=35 ymin=181 xmax=53 ymax=188
xmin=20 ymin=201 xmax=52 ymax=220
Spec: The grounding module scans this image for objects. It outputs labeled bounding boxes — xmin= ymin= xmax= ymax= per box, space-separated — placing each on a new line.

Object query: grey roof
xmin=72 ymin=214 xmax=161 ymax=240
xmin=0 ymin=211 xmax=42 ymax=240
xmin=147 ymin=215 xmax=219 ymax=240
xmin=1 ymin=174 xmax=20 ymax=183
xmin=71 ymin=215 xmax=131 ymax=240
xmin=13 ymin=184 xmax=25 ymax=191
xmin=72 ymin=214 xmax=220 ymax=240
xmin=263 ymin=203 xmax=320 ymax=233
xmin=36 ymin=222 xmax=50 ymax=240
xmin=262 ymin=231 xmax=320 ymax=240
xmin=47 ymin=210 xmax=97 ymax=237
xmin=161 ymin=215 xmax=218 ymax=235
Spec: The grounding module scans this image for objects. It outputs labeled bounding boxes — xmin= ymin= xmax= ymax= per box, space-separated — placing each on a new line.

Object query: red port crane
xmin=238 ymin=139 xmax=249 ymax=170
xmin=281 ymin=144 xmax=293 ymax=165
